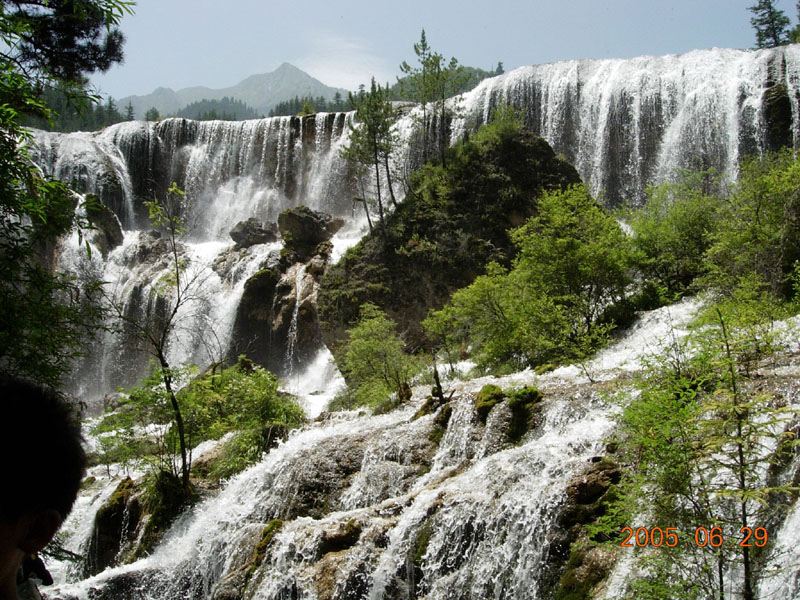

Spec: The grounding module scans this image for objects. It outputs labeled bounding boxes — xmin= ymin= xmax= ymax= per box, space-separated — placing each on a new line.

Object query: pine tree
xmin=341 ymin=78 xmax=399 ymax=237
xmin=749 ymin=0 xmax=790 ymax=48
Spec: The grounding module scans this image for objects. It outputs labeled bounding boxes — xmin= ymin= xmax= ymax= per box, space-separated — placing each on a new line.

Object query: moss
xmin=428 ymin=403 xmax=453 ymax=445
xmin=555 ymin=544 xmax=614 ymax=600
xmin=475 ymin=384 xmax=504 ymax=423
xmin=506 ymin=386 xmax=543 ymax=443
xmin=81 ymin=475 xmax=97 ymax=489
xmin=413 ymin=520 xmax=434 ymax=566
xmin=250 ymin=519 xmax=283 ymax=572
xmin=135 ymin=471 xmax=195 ymax=556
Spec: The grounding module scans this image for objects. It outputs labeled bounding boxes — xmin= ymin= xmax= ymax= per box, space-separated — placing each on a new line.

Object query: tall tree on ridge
xmin=749 ymin=0 xmax=790 ymax=48
xmin=341 ymin=78 xmax=398 ymax=240
xmin=399 ymin=29 xmax=468 ymax=167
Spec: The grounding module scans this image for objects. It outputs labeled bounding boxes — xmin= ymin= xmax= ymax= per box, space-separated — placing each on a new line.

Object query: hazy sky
xmin=91 ymin=0 xmax=798 ymax=99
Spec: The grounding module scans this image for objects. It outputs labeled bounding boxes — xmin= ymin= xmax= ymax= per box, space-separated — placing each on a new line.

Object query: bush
xmin=332 ymin=303 xmax=423 ymax=411
xmin=626 ymin=171 xmax=720 ymax=298
xmin=705 ymin=150 xmax=800 ymax=299
xmin=425 ymin=185 xmax=632 ymax=372
xmin=95 ymin=358 xmax=306 ymax=480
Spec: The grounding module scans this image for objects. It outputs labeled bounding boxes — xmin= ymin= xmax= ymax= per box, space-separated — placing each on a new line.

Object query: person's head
xmin=0 ymin=377 xmax=86 ymax=595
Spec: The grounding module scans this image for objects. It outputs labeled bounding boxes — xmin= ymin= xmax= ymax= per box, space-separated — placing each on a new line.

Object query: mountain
xmin=119 ymin=63 xmax=348 ymax=119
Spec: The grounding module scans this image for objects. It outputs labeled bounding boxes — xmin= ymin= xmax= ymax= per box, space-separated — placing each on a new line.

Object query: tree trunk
xmin=159 ymin=355 xmax=190 ymax=489
xmin=384 ymin=154 xmax=398 ymax=209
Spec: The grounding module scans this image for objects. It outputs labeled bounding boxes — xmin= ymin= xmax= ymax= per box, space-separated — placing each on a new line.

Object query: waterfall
xmin=283 ymin=263 xmax=307 ymax=378
xmin=452 ymin=45 xmax=800 ymax=203
xmin=31 ymin=45 xmax=800 ymax=403
xmin=44 ymin=300 xmax=701 ymax=600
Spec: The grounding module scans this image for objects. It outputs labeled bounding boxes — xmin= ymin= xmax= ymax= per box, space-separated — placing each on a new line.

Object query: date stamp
xmin=621 ymin=526 xmax=768 ymax=548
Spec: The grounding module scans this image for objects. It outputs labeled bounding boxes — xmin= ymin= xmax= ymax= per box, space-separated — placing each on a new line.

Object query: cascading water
xmin=452 ymin=45 xmax=800 ymax=203
xmin=284 ymin=264 xmax=307 ymax=379
xmin=44 ymin=301 xmax=700 ymax=600
xmin=32 ymin=45 xmax=800 ymax=403
xmin=28 ymin=46 xmax=800 ymax=599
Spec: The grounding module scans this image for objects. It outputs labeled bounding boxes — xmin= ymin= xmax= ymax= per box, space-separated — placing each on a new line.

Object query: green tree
xmin=341 ymin=77 xmax=399 ymax=237
xmin=791 ymin=1 xmax=800 ymax=42
xmin=626 ymin=170 xmax=720 ymax=299
xmin=613 ymin=298 xmax=796 ymax=600
xmin=399 ymin=29 xmax=468 ymax=166
xmin=125 ymin=101 xmax=135 ymax=120
xmin=334 ymin=303 xmax=422 ymax=410
xmin=0 ymin=0 xmax=132 ymax=386
xmin=144 ymin=106 xmax=160 ymax=121
xmin=107 ymin=183 xmax=210 ymax=488
xmin=705 ymin=150 xmax=800 ymax=299
xmin=425 ymin=184 xmax=631 ymax=371
xmin=749 ymin=0 xmax=791 ymax=48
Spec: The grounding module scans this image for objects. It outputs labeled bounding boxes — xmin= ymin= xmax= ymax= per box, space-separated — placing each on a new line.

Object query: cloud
xmin=294 ymin=34 xmax=397 ymax=92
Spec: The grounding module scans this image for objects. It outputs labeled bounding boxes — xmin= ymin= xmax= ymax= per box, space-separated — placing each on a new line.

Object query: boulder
xmin=83 ymin=477 xmax=141 ymax=577
xmin=86 ymin=197 xmax=123 ymax=258
xmin=277 ymin=206 xmax=344 ymax=261
xmin=229 ymin=218 xmax=278 ymax=249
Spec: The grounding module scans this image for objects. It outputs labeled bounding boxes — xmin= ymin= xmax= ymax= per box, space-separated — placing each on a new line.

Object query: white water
xmin=453 ymin=45 xmax=800 ymax=202
xmin=44 ymin=299 xmax=712 ymax=600
xmin=33 ymin=45 xmax=800 ymax=404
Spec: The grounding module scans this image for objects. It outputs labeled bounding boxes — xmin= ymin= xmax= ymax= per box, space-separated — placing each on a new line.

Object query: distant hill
xmin=120 ymin=63 xmax=348 ymax=119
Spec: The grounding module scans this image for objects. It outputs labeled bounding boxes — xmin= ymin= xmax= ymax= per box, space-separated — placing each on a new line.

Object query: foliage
xmin=319 ymin=109 xmax=579 ymax=351
xmin=625 ymin=171 xmax=720 ymax=299
xmin=332 ymin=303 xmax=422 ymax=410
xmin=144 ymin=106 xmax=160 ymax=121
xmin=0 ymin=1 xmax=132 ymax=386
xmin=398 ymin=29 xmax=470 ymax=165
xmin=425 ymin=184 xmax=631 ymax=372
xmin=748 ymin=0 xmax=791 ymax=48
xmin=95 ymin=358 xmax=305 ymax=480
xmin=341 ymin=77 xmax=399 ymax=233
xmin=390 ymin=64 xmax=500 ymax=101
xmin=177 ymin=96 xmax=261 ymax=121
xmin=0 ymin=0 xmax=132 ymax=81
xmin=21 ymin=86 xmax=131 ymax=131
xmin=704 ymin=149 xmax=800 ymax=300
xmin=268 ymin=92 xmax=349 ymax=117
xmin=606 ymin=299 xmax=797 ymax=599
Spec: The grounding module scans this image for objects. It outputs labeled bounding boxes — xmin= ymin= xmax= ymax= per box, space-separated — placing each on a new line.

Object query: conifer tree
xmin=749 ymin=0 xmax=790 ymax=48
xmin=341 ymin=78 xmax=398 ymax=237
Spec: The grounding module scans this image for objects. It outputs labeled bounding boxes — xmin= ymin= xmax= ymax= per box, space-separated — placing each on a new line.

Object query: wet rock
xmin=229 ymin=218 xmax=278 ymax=249
xmin=86 ymin=198 xmax=123 ymax=258
xmin=84 ymin=478 xmax=141 ymax=577
xmin=278 ymin=206 xmax=344 ymax=261
xmin=565 ymin=459 xmax=621 ymax=506
xmin=318 ymin=519 xmax=362 ymax=556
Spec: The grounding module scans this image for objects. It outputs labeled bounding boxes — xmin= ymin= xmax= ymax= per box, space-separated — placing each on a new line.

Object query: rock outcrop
xmin=230 ymin=207 xmax=340 ymax=375
xmin=229 ymin=218 xmax=279 ymax=249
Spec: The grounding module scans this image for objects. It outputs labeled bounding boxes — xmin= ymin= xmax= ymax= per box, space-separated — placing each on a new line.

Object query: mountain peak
xmin=119 ymin=64 xmax=348 ymax=119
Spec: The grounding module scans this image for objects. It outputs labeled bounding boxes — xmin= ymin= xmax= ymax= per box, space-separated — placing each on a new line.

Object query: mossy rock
xmin=555 ymin=545 xmax=617 ymax=600
xmin=249 ymin=519 xmax=283 ymax=576
xmin=506 ymin=386 xmax=543 ymax=443
xmin=429 ymin=403 xmax=453 ymax=445
xmin=84 ymin=477 xmax=141 ymax=576
xmin=318 ymin=519 xmax=362 ymax=556
xmin=475 ymin=384 xmax=505 ymax=423
xmin=135 ymin=471 xmax=195 ymax=556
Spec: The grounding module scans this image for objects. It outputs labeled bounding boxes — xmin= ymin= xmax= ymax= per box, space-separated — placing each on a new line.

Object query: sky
xmin=91 ymin=0 xmax=798 ymax=99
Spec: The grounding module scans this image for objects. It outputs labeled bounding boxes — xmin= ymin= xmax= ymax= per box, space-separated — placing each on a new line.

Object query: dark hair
xmin=0 ymin=377 xmax=86 ymax=522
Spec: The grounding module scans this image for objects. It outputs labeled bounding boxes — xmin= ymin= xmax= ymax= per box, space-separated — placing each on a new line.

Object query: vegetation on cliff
xmin=318 ymin=108 xmax=580 ymax=352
